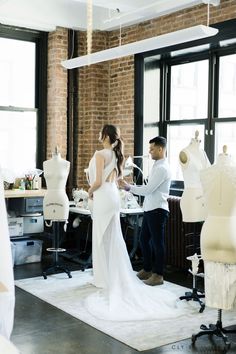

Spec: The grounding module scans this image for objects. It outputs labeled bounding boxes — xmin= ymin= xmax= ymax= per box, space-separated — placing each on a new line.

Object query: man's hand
xmin=117 ymin=178 xmax=130 ymax=191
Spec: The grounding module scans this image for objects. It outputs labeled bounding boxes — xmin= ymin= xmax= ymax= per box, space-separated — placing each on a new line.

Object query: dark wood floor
xmin=11 ymin=255 xmax=236 ymax=354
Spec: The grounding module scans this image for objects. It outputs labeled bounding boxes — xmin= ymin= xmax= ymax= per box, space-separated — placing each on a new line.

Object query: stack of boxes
xmin=8 ymin=197 xmax=44 ymax=265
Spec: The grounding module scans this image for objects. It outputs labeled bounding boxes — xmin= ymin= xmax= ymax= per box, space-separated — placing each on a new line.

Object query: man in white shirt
xmin=119 ymin=136 xmax=171 ymax=286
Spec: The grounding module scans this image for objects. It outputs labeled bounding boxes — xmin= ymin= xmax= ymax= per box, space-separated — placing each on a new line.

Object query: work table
xmin=4 ymin=189 xmax=47 ymax=199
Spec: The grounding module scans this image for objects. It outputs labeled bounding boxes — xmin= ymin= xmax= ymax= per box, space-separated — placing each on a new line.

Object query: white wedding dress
xmin=0 ymin=175 xmax=15 ymax=338
xmin=86 ymin=149 xmax=190 ymax=321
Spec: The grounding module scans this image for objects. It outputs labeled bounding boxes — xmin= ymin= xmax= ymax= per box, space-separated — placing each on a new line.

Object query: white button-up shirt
xmin=129 ymin=158 xmax=171 ymax=212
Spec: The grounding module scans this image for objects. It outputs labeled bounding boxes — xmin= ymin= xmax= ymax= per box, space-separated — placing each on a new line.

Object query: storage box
xmin=8 ymin=217 xmax=24 ymax=237
xmin=13 ymin=239 xmax=43 ymax=265
xmin=8 ymin=197 xmax=43 ymax=215
xmin=10 ymin=242 xmax=15 ymax=267
xmin=23 ymin=214 xmax=44 ymax=234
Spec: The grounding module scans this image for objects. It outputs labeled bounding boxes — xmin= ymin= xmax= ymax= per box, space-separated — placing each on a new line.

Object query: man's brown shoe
xmin=143 ymin=273 xmax=163 ymax=286
xmin=136 ymin=269 xmax=152 ymax=280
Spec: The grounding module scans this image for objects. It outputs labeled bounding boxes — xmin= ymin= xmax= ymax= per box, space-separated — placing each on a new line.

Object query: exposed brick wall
xmin=47 ymin=0 xmax=236 ymax=189
xmin=76 ymin=31 xmax=109 ymax=187
xmin=47 ymin=27 xmax=68 ymax=160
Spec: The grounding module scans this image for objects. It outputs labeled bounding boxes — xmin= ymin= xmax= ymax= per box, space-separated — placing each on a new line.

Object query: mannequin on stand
xmin=43 ymin=147 xmax=71 ymax=279
xmin=178 ymin=131 xmax=210 ymax=312
xmin=179 ymin=130 xmax=210 ymax=223
xmin=192 ymin=145 xmax=236 ymax=348
xmin=43 ymin=147 xmax=70 ymax=223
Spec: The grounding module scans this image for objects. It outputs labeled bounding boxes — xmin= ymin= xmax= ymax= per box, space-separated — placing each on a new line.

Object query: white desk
xmin=4 ymin=189 xmax=46 ymax=199
xmin=69 ymin=206 xmax=91 ymax=216
xmin=69 ymin=206 xmax=143 ymax=216
xmin=69 ymin=205 xmax=143 ymax=263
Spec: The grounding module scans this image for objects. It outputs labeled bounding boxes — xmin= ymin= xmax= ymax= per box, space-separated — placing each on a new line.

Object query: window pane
xmin=215 ymin=122 xmax=236 ymax=161
xmin=143 ymin=125 xmax=159 ymax=178
xmin=144 ymin=64 xmax=160 ymax=123
xmin=170 ymin=60 xmax=208 ymax=120
xmin=167 ymin=124 xmax=205 ymax=180
xmin=0 ymin=38 xmax=35 ymax=107
xmin=0 ymin=111 xmax=37 ymax=175
xmin=218 ymin=54 xmax=236 ymax=118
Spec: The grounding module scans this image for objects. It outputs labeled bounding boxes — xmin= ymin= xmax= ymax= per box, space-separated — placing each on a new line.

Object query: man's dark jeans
xmin=139 ymin=208 xmax=169 ymax=276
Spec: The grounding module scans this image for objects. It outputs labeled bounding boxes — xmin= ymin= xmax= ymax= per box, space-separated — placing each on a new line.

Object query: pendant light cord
xmin=207 ymin=2 xmax=210 ymax=27
xmin=87 ymin=0 xmax=93 ymax=56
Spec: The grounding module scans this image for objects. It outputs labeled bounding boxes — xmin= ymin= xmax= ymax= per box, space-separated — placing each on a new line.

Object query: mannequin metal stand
xmin=42 ymin=221 xmax=72 ymax=279
xmin=179 ymin=222 xmax=205 ymax=313
xmin=192 ymin=309 xmax=236 ymax=350
xmin=179 ymin=264 xmax=205 ymax=313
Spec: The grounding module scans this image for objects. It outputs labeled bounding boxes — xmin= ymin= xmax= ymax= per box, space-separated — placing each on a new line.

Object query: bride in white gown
xmin=86 ymin=124 xmax=190 ymax=321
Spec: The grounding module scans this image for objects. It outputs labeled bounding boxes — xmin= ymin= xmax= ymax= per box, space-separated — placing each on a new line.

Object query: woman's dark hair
xmin=101 ymin=124 xmax=124 ymax=177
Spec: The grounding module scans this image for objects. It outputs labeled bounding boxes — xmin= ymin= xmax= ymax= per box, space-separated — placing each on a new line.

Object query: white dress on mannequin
xmin=179 ymin=137 xmax=210 ymax=222
xmin=200 ymin=152 xmax=236 ymax=310
xmin=85 ymin=149 xmax=190 ymax=321
xmin=43 ymin=152 xmax=70 ymax=222
xmin=0 ymin=174 xmax=15 ymax=339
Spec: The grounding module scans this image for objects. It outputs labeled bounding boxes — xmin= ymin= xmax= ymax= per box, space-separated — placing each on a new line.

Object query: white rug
xmin=15 ymin=270 xmax=236 ymax=351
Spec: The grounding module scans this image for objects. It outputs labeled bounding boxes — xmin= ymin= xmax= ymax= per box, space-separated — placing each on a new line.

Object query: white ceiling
xmin=0 ymin=0 xmax=219 ymax=32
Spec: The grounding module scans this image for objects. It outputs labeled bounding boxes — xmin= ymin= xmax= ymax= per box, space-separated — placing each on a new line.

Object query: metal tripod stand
xmin=192 ymin=308 xmax=236 ymax=350
xmin=179 ymin=253 xmax=205 ymax=313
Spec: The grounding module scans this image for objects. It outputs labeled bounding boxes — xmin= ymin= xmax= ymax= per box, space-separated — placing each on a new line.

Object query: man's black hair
xmin=149 ymin=136 xmax=167 ymax=148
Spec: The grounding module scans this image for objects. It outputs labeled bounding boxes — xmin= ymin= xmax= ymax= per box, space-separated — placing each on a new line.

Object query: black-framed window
xmin=0 ymin=25 xmax=47 ymax=178
xmin=135 ymin=19 xmax=236 ymax=186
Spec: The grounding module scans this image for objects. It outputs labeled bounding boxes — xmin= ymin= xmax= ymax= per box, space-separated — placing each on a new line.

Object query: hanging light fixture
xmin=87 ymin=0 xmax=93 ymax=57
xmin=62 ymin=1 xmax=219 ymax=70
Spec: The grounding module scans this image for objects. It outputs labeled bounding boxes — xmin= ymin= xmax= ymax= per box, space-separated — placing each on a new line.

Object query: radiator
xmin=165 ymin=197 xmax=202 ymax=270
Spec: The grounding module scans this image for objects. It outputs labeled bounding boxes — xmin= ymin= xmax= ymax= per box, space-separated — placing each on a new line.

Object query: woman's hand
xmin=88 ymin=188 xmax=93 ymax=199
xmin=117 ymin=178 xmax=130 ymax=191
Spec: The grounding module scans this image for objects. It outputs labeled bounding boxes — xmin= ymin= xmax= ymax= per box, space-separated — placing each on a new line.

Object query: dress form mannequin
xmin=43 ymin=147 xmax=70 ymax=224
xmin=192 ymin=146 xmax=236 ymax=348
xmin=179 ymin=131 xmax=210 ymax=222
xmin=42 ymin=147 xmax=71 ymax=279
xmin=0 ymin=174 xmax=15 ymax=339
xmin=200 ymin=145 xmax=236 ymax=310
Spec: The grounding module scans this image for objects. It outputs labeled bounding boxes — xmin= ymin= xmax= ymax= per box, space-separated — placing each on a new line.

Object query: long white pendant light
xmin=61 ymin=25 xmax=218 ymax=69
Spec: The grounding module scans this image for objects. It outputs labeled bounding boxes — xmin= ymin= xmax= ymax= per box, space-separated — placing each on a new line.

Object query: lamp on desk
xmin=124 ymin=156 xmax=144 ymax=177
xmin=124 ymin=156 xmax=149 ymax=185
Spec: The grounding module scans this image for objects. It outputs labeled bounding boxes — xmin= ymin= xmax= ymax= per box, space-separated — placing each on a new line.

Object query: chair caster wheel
xmin=43 ymin=273 xmax=47 ymax=280
xmin=191 ymin=334 xmax=196 ymax=344
xmin=225 ymin=343 xmax=231 ymax=351
xmin=200 ymin=324 xmax=208 ymax=330
xmin=199 ymin=305 xmax=205 ymax=313
xmin=68 ymin=274 xmax=72 ymax=278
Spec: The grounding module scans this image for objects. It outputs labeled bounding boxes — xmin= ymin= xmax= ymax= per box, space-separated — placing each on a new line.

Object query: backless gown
xmin=86 ymin=149 xmax=190 ymax=321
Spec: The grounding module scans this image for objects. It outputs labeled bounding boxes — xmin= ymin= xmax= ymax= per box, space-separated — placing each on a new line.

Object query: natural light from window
xmin=215 ymin=122 xmax=236 ymax=162
xmin=0 ymin=37 xmax=36 ymax=177
xmin=170 ymin=60 xmax=208 ymax=120
xmin=218 ymin=54 xmax=236 ymax=118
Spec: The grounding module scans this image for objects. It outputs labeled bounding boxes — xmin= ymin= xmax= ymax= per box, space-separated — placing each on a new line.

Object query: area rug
xmin=15 ymin=270 xmax=236 ymax=351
